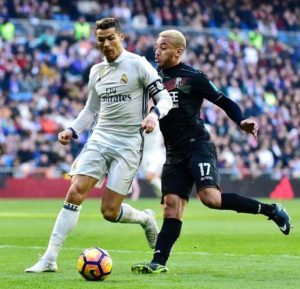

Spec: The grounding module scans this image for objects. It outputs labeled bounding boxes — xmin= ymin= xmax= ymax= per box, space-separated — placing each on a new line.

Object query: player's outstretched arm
xmin=240 ymin=119 xmax=258 ymax=139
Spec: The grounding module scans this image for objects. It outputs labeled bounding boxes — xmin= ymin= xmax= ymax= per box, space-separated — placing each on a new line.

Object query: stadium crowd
xmin=0 ymin=0 xmax=300 ymax=182
xmin=1 ymin=0 xmax=299 ymax=32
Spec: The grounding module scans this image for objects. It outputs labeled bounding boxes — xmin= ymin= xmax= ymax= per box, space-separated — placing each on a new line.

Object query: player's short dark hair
xmin=96 ymin=18 xmax=122 ymax=33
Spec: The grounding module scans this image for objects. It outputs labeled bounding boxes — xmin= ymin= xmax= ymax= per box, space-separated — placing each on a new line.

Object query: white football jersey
xmin=74 ymin=50 xmax=163 ymax=149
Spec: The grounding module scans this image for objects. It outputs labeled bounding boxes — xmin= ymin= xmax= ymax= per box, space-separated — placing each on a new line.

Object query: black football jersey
xmin=158 ymin=62 xmax=244 ymax=163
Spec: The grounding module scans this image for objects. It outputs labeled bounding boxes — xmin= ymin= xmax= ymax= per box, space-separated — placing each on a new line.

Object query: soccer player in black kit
xmin=131 ymin=30 xmax=292 ymax=274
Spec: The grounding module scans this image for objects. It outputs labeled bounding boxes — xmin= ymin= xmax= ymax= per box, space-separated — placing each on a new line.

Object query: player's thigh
xmin=161 ymin=163 xmax=194 ymax=202
xmin=190 ymin=142 xmax=221 ymax=191
xmin=69 ymin=141 xmax=108 ymax=184
xmin=71 ymin=174 xmax=98 ymax=190
xmin=106 ymin=148 xmax=141 ymax=196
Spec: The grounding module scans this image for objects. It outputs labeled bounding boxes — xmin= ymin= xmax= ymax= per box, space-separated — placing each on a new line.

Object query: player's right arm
xmin=58 ymin=65 xmax=101 ymax=145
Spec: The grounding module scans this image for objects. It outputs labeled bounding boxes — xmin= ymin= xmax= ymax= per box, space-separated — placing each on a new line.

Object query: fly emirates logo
xmin=101 ymin=87 xmax=131 ymax=103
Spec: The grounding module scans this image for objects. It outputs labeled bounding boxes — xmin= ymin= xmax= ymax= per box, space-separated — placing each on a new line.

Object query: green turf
xmin=0 ymin=198 xmax=299 ymax=289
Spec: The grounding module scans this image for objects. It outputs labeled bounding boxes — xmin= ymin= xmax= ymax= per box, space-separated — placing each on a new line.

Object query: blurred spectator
xmin=257 ymin=140 xmax=275 ymax=174
xmin=248 ymin=29 xmax=264 ymax=51
xmin=111 ymin=0 xmax=131 ymax=24
xmin=131 ymin=11 xmax=148 ymax=29
xmin=244 ymin=44 xmax=259 ymax=65
xmin=4 ymin=0 xmax=299 ymax=31
xmin=227 ymin=79 xmax=243 ymax=102
xmin=31 ymin=27 xmax=56 ymax=52
xmin=0 ymin=17 xmax=15 ymax=41
xmin=74 ymin=16 xmax=91 ymax=41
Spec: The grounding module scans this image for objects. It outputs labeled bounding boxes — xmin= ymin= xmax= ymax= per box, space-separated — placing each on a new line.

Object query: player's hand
xmin=240 ymin=119 xmax=258 ymax=139
xmin=58 ymin=129 xmax=73 ymax=145
xmin=142 ymin=112 xmax=158 ymax=133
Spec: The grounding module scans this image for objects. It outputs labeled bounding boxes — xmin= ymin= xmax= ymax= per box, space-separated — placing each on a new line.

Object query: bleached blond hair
xmin=159 ymin=30 xmax=186 ymax=49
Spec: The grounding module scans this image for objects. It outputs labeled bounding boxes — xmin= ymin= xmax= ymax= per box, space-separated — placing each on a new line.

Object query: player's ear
xmin=176 ymin=48 xmax=184 ymax=57
xmin=119 ymin=32 xmax=125 ymax=41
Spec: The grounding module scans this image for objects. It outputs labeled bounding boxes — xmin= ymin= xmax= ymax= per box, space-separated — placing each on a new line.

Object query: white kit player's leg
xmin=25 ymin=203 xmax=81 ymax=273
xmin=103 ymin=147 xmax=159 ymax=248
xmin=116 ymin=203 xmax=159 ymax=249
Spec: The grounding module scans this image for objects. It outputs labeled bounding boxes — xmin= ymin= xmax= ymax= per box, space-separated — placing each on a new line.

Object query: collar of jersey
xmin=104 ymin=49 xmax=128 ymax=66
xmin=161 ymin=61 xmax=183 ymax=73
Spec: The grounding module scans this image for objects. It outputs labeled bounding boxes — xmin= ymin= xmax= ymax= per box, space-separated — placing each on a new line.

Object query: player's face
xmin=96 ymin=27 xmax=124 ymax=62
xmin=155 ymin=36 xmax=182 ymax=69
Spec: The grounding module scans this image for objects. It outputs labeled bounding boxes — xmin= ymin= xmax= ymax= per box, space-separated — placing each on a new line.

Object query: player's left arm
xmin=147 ymin=79 xmax=173 ymax=119
xmin=195 ymin=73 xmax=258 ymax=139
xmin=138 ymin=58 xmax=173 ymax=133
xmin=142 ymin=80 xmax=172 ymax=133
xmin=239 ymin=118 xmax=258 ymax=139
xmin=213 ymin=93 xmax=258 ymax=139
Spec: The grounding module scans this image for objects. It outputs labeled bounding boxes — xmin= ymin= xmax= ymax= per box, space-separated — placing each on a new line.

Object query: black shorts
xmin=161 ymin=142 xmax=220 ymax=201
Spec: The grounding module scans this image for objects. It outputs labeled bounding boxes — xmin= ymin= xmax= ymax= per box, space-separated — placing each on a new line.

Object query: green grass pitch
xmin=0 ymin=198 xmax=299 ymax=289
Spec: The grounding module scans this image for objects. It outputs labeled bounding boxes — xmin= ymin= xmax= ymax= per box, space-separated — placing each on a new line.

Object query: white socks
xmin=42 ymin=203 xmax=81 ymax=262
xmin=116 ymin=203 xmax=148 ymax=225
xmin=42 ymin=203 xmax=148 ymax=262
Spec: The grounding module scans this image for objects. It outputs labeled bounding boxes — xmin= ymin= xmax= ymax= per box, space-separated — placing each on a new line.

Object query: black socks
xmin=151 ymin=218 xmax=182 ymax=266
xmin=221 ymin=193 xmax=274 ymax=216
xmin=151 ymin=194 xmax=275 ymax=266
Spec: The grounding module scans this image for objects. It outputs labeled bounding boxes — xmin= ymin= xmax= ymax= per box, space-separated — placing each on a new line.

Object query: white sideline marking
xmin=0 ymin=245 xmax=299 ymax=259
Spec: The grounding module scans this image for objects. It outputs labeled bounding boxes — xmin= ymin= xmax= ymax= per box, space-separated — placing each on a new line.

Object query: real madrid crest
xmin=120 ymin=73 xmax=128 ymax=84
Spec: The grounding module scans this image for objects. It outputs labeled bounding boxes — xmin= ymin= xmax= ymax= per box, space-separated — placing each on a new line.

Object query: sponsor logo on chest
xmin=96 ymin=72 xmax=131 ymax=103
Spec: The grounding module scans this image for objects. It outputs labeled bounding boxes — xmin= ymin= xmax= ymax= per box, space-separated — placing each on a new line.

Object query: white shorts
xmin=70 ymin=141 xmax=142 ymax=195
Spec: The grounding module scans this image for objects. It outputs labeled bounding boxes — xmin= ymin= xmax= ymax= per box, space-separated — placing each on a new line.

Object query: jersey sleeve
xmin=136 ymin=57 xmax=161 ymax=86
xmin=136 ymin=57 xmax=173 ymax=119
xmin=71 ymin=65 xmax=101 ymax=134
xmin=193 ymin=72 xmax=245 ymax=125
xmin=192 ymin=72 xmax=224 ymax=103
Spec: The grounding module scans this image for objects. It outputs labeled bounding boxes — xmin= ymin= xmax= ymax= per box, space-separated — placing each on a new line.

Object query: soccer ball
xmin=77 ymin=247 xmax=113 ymax=281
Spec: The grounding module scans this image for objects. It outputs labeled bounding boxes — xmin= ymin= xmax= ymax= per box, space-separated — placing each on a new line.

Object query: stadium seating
xmin=0 ymin=0 xmax=299 ymax=181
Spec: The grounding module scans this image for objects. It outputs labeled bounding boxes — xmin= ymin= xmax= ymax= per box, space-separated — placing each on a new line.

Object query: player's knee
xmin=163 ymin=205 xmax=176 ymax=218
xmin=198 ymin=188 xmax=221 ymax=209
xmin=164 ymin=198 xmax=177 ymax=211
xmin=66 ymin=183 xmax=86 ymax=205
xmin=163 ymin=195 xmax=185 ymax=218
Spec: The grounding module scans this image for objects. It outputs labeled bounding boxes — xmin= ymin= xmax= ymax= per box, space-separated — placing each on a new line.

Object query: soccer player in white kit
xmin=25 ymin=18 xmax=173 ymax=273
